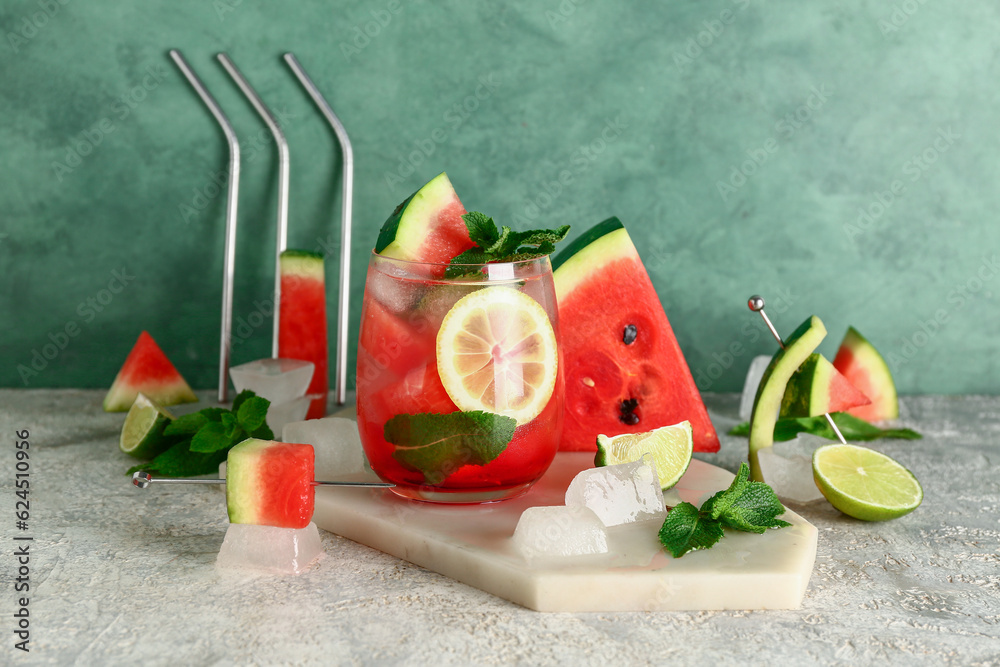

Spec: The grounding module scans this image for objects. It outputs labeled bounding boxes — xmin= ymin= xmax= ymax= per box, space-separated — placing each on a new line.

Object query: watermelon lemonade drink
xmin=357 ymin=253 xmax=564 ymax=502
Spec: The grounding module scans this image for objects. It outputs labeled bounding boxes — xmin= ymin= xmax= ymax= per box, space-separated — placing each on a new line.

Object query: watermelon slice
xmin=832 ymin=326 xmax=899 ymax=422
xmin=780 ymin=353 xmax=871 ymax=418
xmin=374 ymin=172 xmax=473 ymax=265
xmin=278 ymin=250 xmax=328 ymax=420
xmin=226 ymin=439 xmax=314 ymax=529
xmin=103 ymin=331 xmax=197 ymax=412
xmin=551 ymin=217 xmax=720 ymax=453
xmin=749 ymin=316 xmax=826 ymax=481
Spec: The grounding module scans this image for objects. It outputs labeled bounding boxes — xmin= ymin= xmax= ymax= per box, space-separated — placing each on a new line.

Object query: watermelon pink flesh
xmin=279 ymin=250 xmax=327 ymax=420
xmin=553 ymin=218 xmax=720 ymax=453
xmin=103 ymin=331 xmax=197 ymax=411
xmin=779 ymin=353 xmax=871 ymax=419
xmin=832 ymin=327 xmax=899 ymax=421
xmin=226 ymin=439 xmax=314 ymax=529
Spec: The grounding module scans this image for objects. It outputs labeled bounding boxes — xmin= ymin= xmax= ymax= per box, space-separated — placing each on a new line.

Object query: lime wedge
xmin=120 ymin=393 xmax=176 ymax=459
xmin=595 ymin=421 xmax=693 ymax=490
xmin=812 ymin=444 xmax=922 ymax=521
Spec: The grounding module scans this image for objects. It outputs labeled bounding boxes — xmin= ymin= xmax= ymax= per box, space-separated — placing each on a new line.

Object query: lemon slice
xmin=436 ymin=286 xmax=558 ymax=425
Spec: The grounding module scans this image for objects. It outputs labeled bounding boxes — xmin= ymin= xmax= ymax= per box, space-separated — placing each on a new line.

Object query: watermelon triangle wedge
xmin=104 ymin=331 xmax=197 ymax=412
xmin=552 ymin=217 xmax=720 ymax=453
xmin=779 ymin=353 xmax=871 ymax=418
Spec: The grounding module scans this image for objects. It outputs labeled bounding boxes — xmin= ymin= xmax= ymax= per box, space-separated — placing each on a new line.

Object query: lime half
xmin=812 ymin=444 xmax=922 ymax=521
xmin=120 ymin=393 xmax=176 ymax=459
xmin=595 ymin=421 xmax=693 ymax=490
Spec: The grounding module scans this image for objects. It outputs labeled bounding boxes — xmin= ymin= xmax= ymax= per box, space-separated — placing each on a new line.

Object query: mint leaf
xmin=658 ymin=502 xmax=725 ymax=558
xmin=189 ymin=421 xmax=229 ymax=453
xmin=462 ymin=211 xmax=499 ymax=248
xmin=704 ymin=463 xmax=790 ymax=534
xmin=448 ymin=212 xmax=570 ymax=272
xmin=164 ymin=412 xmax=209 ymax=436
xmin=231 ymin=389 xmax=257 ymax=414
xmin=250 ymin=423 xmax=274 ymax=440
xmin=127 ymin=440 xmax=227 ymax=478
xmin=728 ymin=412 xmax=921 ymax=441
xmin=385 ymin=411 xmax=517 ymax=485
xmin=512 ymin=226 xmax=570 ymax=248
xmin=236 ymin=395 xmax=270 ymax=433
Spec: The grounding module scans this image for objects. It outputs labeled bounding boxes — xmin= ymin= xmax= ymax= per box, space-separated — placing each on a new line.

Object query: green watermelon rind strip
xmin=551 ymin=216 xmax=624 ymax=271
xmin=748 ymin=315 xmax=826 ymax=482
xmin=280 ymin=250 xmax=324 ymax=278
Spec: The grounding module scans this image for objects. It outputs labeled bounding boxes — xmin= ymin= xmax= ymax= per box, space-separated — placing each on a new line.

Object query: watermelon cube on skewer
xmin=226 ymin=439 xmax=315 ymax=529
xmin=104 ymin=331 xmax=197 ymax=412
xmin=278 ymin=250 xmax=328 ymax=420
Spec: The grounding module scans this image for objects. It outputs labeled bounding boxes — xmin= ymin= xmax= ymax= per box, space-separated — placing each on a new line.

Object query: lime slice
xmin=595 ymin=421 xmax=693 ymax=489
xmin=812 ymin=444 xmax=922 ymax=521
xmin=120 ymin=393 xmax=176 ymax=459
xmin=436 ymin=286 xmax=558 ymax=425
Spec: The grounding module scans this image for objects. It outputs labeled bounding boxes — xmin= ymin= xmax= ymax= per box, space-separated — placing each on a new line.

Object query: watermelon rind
xmin=103 ymin=331 xmax=198 ymax=412
xmin=780 ymin=353 xmax=871 ymax=419
xmin=226 ymin=438 xmax=269 ymax=525
xmin=280 ymin=249 xmax=324 ymax=276
xmin=552 ymin=218 xmax=632 ymax=303
xmin=375 ymin=172 xmax=466 ymax=261
xmin=551 ymin=216 xmax=624 ymax=271
xmin=833 ymin=326 xmax=899 ymax=422
xmin=748 ymin=316 xmax=826 ymax=481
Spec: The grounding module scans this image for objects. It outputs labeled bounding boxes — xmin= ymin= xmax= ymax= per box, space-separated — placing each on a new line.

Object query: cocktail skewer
xmin=282 ymin=53 xmax=353 ymax=407
xmin=131 ymin=471 xmax=393 ymax=489
xmin=747 ymin=295 xmax=848 ymax=445
xmin=216 ymin=53 xmax=289 ymax=360
xmin=169 ymin=49 xmax=241 ymax=404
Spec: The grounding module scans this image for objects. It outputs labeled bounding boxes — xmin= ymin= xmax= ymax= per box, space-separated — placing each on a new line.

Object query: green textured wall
xmin=2 ymin=0 xmax=998 ymax=394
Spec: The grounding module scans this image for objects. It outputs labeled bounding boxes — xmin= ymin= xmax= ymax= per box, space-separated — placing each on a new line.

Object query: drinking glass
xmin=356 ymin=252 xmax=563 ymax=503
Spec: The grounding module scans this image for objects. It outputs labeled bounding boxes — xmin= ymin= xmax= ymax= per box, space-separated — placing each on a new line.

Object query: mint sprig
xmin=729 ymin=412 xmax=921 ymax=441
xmin=658 ymin=463 xmax=790 ymax=558
xmin=385 ymin=410 xmax=517 ymax=485
xmin=446 ymin=212 xmax=569 ymax=277
xmin=127 ymin=390 xmax=274 ymax=477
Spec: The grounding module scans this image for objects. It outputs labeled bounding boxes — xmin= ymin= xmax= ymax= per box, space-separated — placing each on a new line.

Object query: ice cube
xmin=229 ymin=358 xmax=314 ymax=404
xmin=512 ymin=505 xmax=608 ymax=558
xmin=739 ymin=355 xmax=773 ymax=421
xmin=282 ymin=417 xmax=366 ymax=478
xmin=565 ymin=458 xmax=667 ymax=527
xmin=367 ymin=261 xmax=426 ymax=314
xmin=757 ymin=444 xmax=824 ymax=504
xmin=216 ymin=522 xmax=324 ymax=574
xmin=265 ymin=396 xmax=312 ymax=436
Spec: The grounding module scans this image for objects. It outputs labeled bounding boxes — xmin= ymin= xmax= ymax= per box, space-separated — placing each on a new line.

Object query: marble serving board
xmin=312 ymin=453 xmax=817 ymax=612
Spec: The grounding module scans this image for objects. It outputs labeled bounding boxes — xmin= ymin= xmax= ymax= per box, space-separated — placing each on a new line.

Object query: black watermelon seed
xmin=623 ymin=324 xmax=638 ymax=345
xmin=619 ymin=398 xmax=640 ymax=425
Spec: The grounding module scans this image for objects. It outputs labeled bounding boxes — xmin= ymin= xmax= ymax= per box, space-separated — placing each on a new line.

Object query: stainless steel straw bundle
xmin=169 ymin=50 xmax=353 ymax=406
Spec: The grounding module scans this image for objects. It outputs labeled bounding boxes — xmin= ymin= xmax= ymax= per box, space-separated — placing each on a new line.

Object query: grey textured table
xmin=2 ymin=390 xmax=998 ymax=666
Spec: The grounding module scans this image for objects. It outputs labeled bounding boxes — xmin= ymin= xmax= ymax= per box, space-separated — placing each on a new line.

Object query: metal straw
xmin=132 ymin=471 xmax=393 ymax=489
xmin=282 ymin=53 xmax=353 ymax=406
xmin=216 ymin=54 xmax=289 ymax=360
xmin=169 ymin=49 xmax=241 ymax=404
xmin=748 ymin=295 xmax=848 ymax=444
